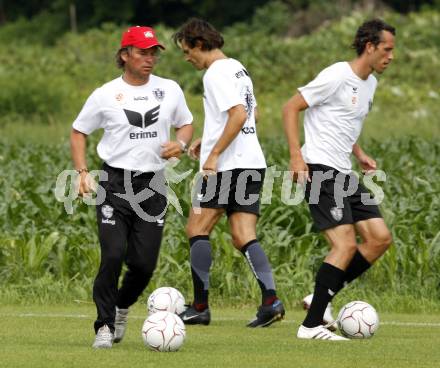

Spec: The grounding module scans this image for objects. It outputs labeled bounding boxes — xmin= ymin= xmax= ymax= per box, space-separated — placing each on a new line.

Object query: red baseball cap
xmin=120 ymin=26 xmax=165 ymax=49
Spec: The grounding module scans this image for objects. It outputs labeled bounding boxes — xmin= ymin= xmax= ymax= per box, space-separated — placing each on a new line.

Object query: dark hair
xmin=115 ymin=47 xmax=131 ymax=69
xmin=352 ymin=19 xmax=396 ymax=56
xmin=172 ymin=18 xmax=224 ymax=51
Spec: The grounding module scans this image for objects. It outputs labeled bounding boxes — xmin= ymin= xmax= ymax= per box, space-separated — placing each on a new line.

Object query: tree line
xmin=0 ymin=0 xmax=438 ymax=31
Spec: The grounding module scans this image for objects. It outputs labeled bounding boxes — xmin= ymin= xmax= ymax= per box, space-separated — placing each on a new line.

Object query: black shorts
xmin=304 ymin=164 xmax=382 ymax=231
xmin=99 ymin=162 xmax=168 ymax=223
xmin=192 ymin=168 xmax=266 ymax=216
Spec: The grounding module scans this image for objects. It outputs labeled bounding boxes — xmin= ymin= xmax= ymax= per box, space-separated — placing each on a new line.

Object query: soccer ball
xmin=147 ymin=287 xmax=185 ymax=315
xmin=142 ymin=311 xmax=186 ymax=352
xmin=337 ymin=301 xmax=379 ymax=339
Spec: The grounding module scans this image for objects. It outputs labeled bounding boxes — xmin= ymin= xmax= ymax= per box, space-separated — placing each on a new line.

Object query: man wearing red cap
xmin=70 ymin=26 xmax=193 ymax=348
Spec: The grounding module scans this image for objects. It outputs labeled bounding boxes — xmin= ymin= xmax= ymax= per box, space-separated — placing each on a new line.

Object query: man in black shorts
xmin=173 ymin=18 xmax=285 ymax=327
xmin=305 ymin=165 xmax=383 ymax=231
xmin=283 ymin=19 xmax=395 ymax=340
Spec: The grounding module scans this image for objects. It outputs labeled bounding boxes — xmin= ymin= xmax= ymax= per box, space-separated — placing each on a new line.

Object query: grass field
xmin=1 ymin=304 xmax=439 ymax=368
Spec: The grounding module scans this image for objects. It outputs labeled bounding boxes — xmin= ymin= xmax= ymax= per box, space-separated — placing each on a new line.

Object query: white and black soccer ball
xmin=142 ymin=311 xmax=186 ymax=352
xmin=337 ymin=301 xmax=379 ymax=339
xmin=147 ymin=287 xmax=186 ymax=315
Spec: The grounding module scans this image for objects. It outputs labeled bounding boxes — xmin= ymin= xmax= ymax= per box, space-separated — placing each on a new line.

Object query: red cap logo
xmin=120 ymin=26 xmax=165 ymax=50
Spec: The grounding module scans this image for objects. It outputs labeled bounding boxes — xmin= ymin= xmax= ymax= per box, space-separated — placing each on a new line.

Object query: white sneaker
xmin=114 ymin=307 xmax=129 ymax=343
xmin=297 ymin=325 xmax=348 ymax=340
xmin=302 ymin=293 xmax=337 ymax=332
xmin=92 ymin=325 xmax=114 ymax=349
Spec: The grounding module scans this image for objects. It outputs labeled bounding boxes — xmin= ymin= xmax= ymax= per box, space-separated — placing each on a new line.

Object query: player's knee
xmin=372 ymin=231 xmax=393 ymax=250
xmin=102 ymin=251 xmax=124 ymax=268
xmin=128 ymin=261 xmax=155 ymax=277
xmin=333 ymin=241 xmax=357 ymax=258
xmin=383 ymin=231 xmax=393 ymax=248
xmin=230 ymin=230 xmax=254 ymax=250
xmin=185 ymin=222 xmax=194 ymax=238
xmin=230 ymin=233 xmax=244 ymax=249
xmin=186 ymin=218 xmax=214 ymax=238
xmin=346 ymin=242 xmax=358 ymax=257
xmin=185 ymin=221 xmax=201 ymax=238
xmin=376 ymin=231 xmax=393 ymax=249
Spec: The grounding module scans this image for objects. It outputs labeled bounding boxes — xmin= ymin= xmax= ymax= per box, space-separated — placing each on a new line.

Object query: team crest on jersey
xmin=351 ymin=87 xmax=358 ymax=105
xmin=115 ymin=93 xmax=124 ymax=102
xmin=152 ymin=88 xmax=165 ymax=102
xmin=101 ymin=205 xmax=116 ymax=225
xmin=330 ymin=207 xmax=343 ymax=222
xmin=101 ymin=205 xmax=114 ymax=219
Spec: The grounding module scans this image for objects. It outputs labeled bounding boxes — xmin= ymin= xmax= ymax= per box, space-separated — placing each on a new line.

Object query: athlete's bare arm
xmin=161 ymin=124 xmax=194 ymax=159
xmin=353 ymin=143 xmax=377 ymax=174
xmin=70 ymin=128 xmax=94 ymax=196
xmin=202 ymin=104 xmax=247 ymax=173
xmin=282 ymin=92 xmax=310 ymax=183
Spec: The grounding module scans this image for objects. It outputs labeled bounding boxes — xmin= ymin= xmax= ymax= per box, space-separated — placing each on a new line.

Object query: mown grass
xmin=1 ymin=304 xmax=439 ymax=368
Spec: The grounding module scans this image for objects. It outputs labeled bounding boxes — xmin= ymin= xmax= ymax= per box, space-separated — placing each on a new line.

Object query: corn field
xmin=0 ymin=136 xmax=439 ymax=311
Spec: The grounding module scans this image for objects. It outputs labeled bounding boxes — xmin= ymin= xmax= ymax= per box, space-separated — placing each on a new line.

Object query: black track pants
xmin=93 ymin=163 xmax=167 ymax=333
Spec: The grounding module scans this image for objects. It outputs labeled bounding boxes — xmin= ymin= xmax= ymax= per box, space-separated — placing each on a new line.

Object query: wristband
xmin=177 ymin=140 xmax=187 ymax=153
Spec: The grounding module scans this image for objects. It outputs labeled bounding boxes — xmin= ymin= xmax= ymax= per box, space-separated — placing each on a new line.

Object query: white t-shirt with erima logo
xmin=200 ymin=58 xmax=266 ymax=172
xmin=298 ymin=61 xmax=377 ymax=174
xmin=72 ymin=75 xmax=193 ymax=172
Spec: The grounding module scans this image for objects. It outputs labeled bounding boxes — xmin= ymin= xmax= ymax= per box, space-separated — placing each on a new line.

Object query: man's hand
xmin=357 ymin=154 xmax=377 ymax=175
xmin=188 ymin=138 xmax=202 ymax=160
xmin=353 ymin=143 xmax=376 ymax=175
xmin=76 ymin=171 xmax=97 ymax=197
xmin=161 ymin=141 xmax=184 ymax=160
xmin=290 ymin=157 xmax=310 ymax=185
xmin=202 ymin=153 xmax=218 ymax=176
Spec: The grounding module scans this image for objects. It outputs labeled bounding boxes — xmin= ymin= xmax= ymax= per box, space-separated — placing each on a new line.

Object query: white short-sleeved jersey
xmin=298 ymin=62 xmax=377 ymax=174
xmin=72 ymin=75 xmax=193 ymax=172
xmin=200 ymin=58 xmax=266 ymax=172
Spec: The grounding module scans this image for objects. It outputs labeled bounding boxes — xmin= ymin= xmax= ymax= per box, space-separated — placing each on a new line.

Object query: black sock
xmin=189 ymin=236 xmax=212 ymax=310
xmin=241 ymin=240 xmax=277 ymax=305
xmin=344 ymin=250 xmax=371 ymax=284
xmin=303 ymin=262 xmax=345 ymax=328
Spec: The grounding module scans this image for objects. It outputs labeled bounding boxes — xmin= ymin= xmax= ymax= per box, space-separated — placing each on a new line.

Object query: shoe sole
xmin=247 ymin=312 xmax=284 ymax=328
xmin=297 ymin=335 xmax=348 ymax=341
xmin=113 ymin=328 xmax=125 ymax=343
xmin=92 ymin=344 xmax=112 ymax=349
xmin=302 ymin=301 xmax=337 ymax=332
